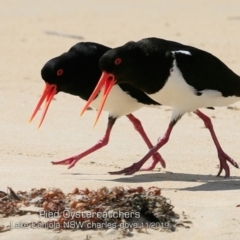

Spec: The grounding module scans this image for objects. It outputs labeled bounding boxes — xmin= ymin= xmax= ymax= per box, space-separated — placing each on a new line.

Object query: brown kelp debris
xmin=0 ymin=186 xmax=186 ymax=231
xmin=0 ymin=187 xmax=46 ymax=217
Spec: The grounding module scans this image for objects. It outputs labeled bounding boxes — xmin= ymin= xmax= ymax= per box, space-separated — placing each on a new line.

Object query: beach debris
xmin=44 ymin=30 xmax=83 ymax=40
xmin=0 ymin=186 xmax=188 ymax=232
xmin=0 ymin=225 xmax=11 ymax=233
xmin=7 ymin=187 xmax=20 ymax=201
xmin=227 ymin=106 xmax=240 ymax=110
xmin=0 ymin=191 xmax=7 ymax=199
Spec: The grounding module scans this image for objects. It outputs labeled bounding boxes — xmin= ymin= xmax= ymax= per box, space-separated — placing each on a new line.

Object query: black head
xmin=41 ymin=42 xmax=111 ymax=98
xmin=30 ymin=42 xmax=110 ymax=128
xmin=41 ymin=52 xmax=81 ymax=94
xmin=99 ymin=41 xmax=148 ymax=89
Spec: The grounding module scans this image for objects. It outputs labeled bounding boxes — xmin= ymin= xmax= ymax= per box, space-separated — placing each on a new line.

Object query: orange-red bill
xmin=93 ymin=77 xmax=116 ymax=126
xmin=29 ymin=83 xmax=57 ymax=129
xmin=80 ymin=71 xmax=116 ymax=126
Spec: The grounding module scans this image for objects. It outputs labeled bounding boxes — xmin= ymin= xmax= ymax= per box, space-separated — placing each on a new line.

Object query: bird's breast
xmin=90 ymin=85 xmax=144 ymax=118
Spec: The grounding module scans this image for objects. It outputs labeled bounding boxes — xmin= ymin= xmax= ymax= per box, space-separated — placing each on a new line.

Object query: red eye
xmin=115 ymin=58 xmax=122 ymax=65
xmin=57 ymin=69 xmax=63 ymax=76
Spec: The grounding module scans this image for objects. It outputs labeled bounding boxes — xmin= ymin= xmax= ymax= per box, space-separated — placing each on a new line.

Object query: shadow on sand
xmin=63 ymin=170 xmax=240 ymax=192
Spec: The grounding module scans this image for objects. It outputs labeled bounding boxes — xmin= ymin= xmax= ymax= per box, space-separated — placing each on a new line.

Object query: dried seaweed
xmin=0 ymin=186 xmax=186 ymax=232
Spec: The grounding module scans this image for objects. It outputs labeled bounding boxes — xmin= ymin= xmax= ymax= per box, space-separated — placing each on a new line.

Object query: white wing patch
xmin=172 ymin=50 xmax=191 ymax=56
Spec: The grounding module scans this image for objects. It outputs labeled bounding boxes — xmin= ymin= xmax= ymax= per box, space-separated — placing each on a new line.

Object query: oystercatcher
xmin=81 ymin=38 xmax=239 ymax=177
xmin=29 ymin=42 xmax=166 ymax=170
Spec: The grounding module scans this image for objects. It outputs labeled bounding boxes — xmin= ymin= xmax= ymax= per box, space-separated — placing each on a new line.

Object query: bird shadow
xmin=179 ymin=180 xmax=240 ymax=191
xmin=107 ymin=172 xmax=240 ymax=191
xmin=64 ymin=171 xmax=240 ymax=192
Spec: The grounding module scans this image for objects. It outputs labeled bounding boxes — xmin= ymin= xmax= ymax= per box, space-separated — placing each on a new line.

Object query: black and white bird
xmin=29 ymin=42 xmax=166 ymax=170
xmin=81 ymin=37 xmax=239 ymax=177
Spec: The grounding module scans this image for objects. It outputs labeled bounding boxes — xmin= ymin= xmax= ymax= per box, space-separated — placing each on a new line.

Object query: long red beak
xmin=80 ymin=71 xmax=116 ymax=126
xmin=29 ymin=83 xmax=57 ymax=129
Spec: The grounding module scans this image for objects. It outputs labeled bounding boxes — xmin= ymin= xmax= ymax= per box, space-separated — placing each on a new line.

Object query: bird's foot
xmin=109 ymin=162 xmax=142 ymax=175
xmin=140 ymin=152 xmax=166 ymax=171
xmin=216 ymin=151 xmax=239 ymax=178
xmin=217 ymin=161 xmax=229 ymax=178
xmin=51 ymin=156 xmax=78 ymax=169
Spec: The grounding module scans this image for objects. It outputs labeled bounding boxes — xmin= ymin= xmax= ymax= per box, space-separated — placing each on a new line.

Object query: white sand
xmin=1 ymin=0 xmax=240 ymax=239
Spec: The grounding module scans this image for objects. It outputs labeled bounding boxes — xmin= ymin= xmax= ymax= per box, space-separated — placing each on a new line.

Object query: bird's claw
xmin=216 ymin=151 xmax=238 ymax=178
xmin=216 ymin=161 xmax=230 ymax=178
xmin=222 ymin=152 xmax=239 ymax=169
xmin=109 ymin=163 xmax=141 ymax=175
xmin=51 ymin=157 xmax=76 ymax=166
xmin=140 ymin=152 xmax=166 ymax=171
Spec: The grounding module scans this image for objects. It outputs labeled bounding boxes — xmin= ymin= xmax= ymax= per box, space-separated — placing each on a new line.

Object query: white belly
xmin=90 ymin=85 xmax=144 ymax=118
xmin=148 ymin=61 xmax=239 ymax=119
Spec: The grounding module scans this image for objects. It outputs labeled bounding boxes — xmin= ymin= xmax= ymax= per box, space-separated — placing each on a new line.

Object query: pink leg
xmin=194 ymin=110 xmax=239 ymax=177
xmin=109 ymin=119 xmax=178 ymax=175
xmin=126 ymin=114 xmax=166 ymax=169
xmin=51 ymin=117 xmax=116 ymax=169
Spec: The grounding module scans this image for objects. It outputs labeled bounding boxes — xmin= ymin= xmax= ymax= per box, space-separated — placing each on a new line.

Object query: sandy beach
xmin=1 ymin=0 xmax=240 ymax=239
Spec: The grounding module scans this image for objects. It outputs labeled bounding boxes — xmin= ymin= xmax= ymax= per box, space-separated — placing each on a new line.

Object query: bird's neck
xmin=62 ymin=78 xmax=98 ymax=101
